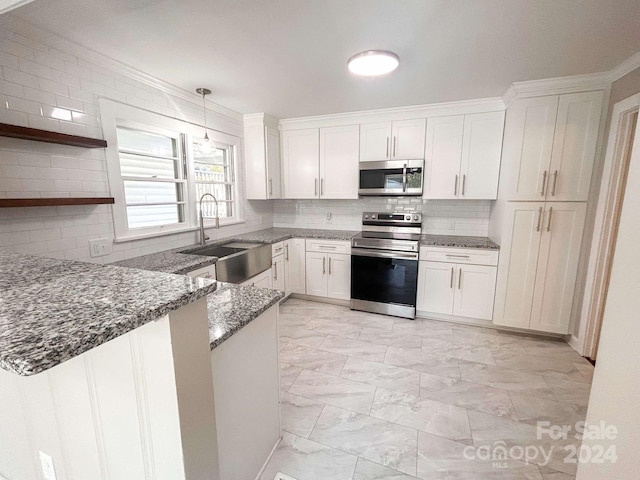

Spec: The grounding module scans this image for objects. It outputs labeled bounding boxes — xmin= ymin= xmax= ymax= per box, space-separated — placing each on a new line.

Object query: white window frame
xmin=101 ymin=99 xmax=243 ymax=242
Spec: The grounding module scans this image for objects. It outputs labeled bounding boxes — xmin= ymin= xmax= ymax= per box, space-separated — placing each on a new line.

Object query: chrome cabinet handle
xmin=446 ymin=254 xmax=470 ymax=259
xmin=462 ymin=174 xmax=466 ymax=196
xmin=315 ymin=178 xmax=318 ymax=196
xmin=450 ymin=267 xmax=454 ymax=289
xmin=285 ymin=244 xmax=289 ymax=261
xmin=454 ymin=175 xmax=459 ymax=196
xmin=547 ymin=207 xmax=553 ymax=232
xmin=536 ymin=206 xmax=543 ymax=232
xmin=551 ymin=170 xmax=558 ymax=196
xmin=269 ymin=178 xmax=273 ymax=195
xmin=323 ymin=257 xmax=326 ymax=274
xmin=541 ymin=170 xmax=548 ymax=196
xmin=393 ymin=136 xmax=397 ymax=157
xmin=328 ymin=257 xmax=332 ymax=275
xmin=273 ymin=262 xmax=277 ymax=280
xmin=386 ymin=137 xmax=390 ymax=158
xmin=321 ymin=178 xmax=324 ymax=196
xmin=458 ymin=269 xmax=462 ymax=290
xmin=402 ymin=163 xmax=407 ymax=193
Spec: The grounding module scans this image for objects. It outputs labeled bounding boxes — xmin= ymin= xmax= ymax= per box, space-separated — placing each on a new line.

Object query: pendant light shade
xmin=196 ymin=87 xmax=214 ymax=156
xmin=348 ymin=50 xmax=399 ymax=76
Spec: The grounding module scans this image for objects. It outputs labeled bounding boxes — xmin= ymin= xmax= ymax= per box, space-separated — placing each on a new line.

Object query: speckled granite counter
xmin=113 ymin=227 xmax=359 ymax=275
xmin=420 ymin=234 xmax=500 ymax=249
xmin=206 ymin=283 xmax=284 ymax=350
xmin=0 ymin=253 xmax=217 ymax=376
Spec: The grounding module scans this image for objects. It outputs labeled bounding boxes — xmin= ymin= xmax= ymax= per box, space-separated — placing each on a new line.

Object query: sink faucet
xmin=199 ymin=193 xmax=220 ymax=245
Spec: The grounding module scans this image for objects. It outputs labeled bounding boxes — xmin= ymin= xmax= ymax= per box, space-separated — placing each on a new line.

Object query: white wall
xmin=576 ymin=106 xmax=640 ymax=480
xmin=0 ymin=16 xmax=273 ymax=264
xmin=274 ymin=198 xmax=492 ymax=236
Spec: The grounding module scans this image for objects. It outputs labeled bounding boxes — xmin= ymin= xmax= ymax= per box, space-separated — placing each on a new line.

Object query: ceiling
xmin=11 ymin=0 xmax=640 ymax=119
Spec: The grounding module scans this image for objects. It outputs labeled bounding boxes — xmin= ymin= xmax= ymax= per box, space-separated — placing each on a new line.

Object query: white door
xmin=305 ymin=252 xmax=327 ymax=297
xmin=460 ymin=111 xmax=505 ymax=200
xmin=501 ymin=96 xmax=559 ymax=200
xmin=320 ymin=125 xmax=359 ymax=199
xmin=547 ymin=91 xmax=604 ymax=201
xmin=391 ymin=118 xmax=426 ymax=159
xmin=272 ymin=255 xmax=285 ymax=292
xmin=359 ymin=121 xmax=391 ymax=161
xmin=453 ymin=264 xmax=498 ymax=320
xmin=327 ymin=253 xmax=351 ymax=300
xmin=493 ymin=202 xmax=545 ymax=329
xmin=529 ymin=202 xmax=587 ymax=334
xmin=284 ymin=238 xmax=306 ymax=295
xmin=265 ymin=125 xmax=282 ymax=199
xmin=282 ymin=129 xmax=320 ymax=199
xmin=423 ymin=115 xmax=464 ymax=199
xmin=416 ymin=261 xmax=455 ymax=314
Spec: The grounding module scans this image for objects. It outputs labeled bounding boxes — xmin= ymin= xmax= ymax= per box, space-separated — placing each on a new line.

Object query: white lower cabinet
xmin=417 ymin=248 xmax=498 ymax=321
xmin=493 ymin=202 xmax=587 ymax=333
xmin=304 ymin=240 xmax=351 ymax=300
xmin=272 ymin=254 xmax=284 ymax=291
xmin=241 ymin=268 xmax=272 ymax=289
xmin=284 ymin=238 xmax=306 ymax=295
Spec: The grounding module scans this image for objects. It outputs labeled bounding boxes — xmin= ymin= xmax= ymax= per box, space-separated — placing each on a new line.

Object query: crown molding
xmin=502 ymin=71 xmax=612 ymax=108
xmin=279 ymin=97 xmax=505 ymax=130
xmin=3 ymin=15 xmax=243 ymax=127
xmin=609 ymin=50 xmax=640 ymax=82
xmin=243 ymin=113 xmax=280 ymax=128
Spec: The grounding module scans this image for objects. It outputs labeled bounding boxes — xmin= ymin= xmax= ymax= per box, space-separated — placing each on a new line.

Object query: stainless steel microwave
xmin=358 ymin=159 xmax=424 ymax=196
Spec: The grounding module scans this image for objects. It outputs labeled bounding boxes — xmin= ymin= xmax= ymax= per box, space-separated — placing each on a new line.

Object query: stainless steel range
xmin=350 ymin=212 xmax=422 ymax=319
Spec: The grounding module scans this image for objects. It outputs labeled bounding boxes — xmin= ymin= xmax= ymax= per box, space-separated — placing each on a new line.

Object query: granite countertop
xmin=0 ymin=253 xmax=217 ymax=376
xmin=114 ymin=227 xmax=360 ymax=275
xmin=206 ymin=282 xmax=285 ymax=350
xmin=419 ymin=234 xmax=500 ymax=250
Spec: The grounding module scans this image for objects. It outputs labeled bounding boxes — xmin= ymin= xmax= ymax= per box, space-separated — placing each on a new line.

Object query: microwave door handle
xmin=402 ymin=164 xmax=407 ymax=192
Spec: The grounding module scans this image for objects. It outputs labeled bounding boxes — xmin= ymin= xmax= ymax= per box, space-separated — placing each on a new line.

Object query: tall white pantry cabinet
xmin=492 ymin=90 xmax=604 ymax=334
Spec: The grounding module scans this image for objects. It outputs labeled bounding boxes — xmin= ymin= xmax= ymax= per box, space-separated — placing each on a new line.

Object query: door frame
xmin=574 ymin=92 xmax=640 ymax=358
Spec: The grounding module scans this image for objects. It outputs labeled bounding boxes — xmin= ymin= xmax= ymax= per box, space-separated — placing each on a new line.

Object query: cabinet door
xmin=547 ymin=91 xmax=603 ymax=201
xmin=305 ymin=252 xmax=327 ymax=297
xmin=272 ymin=255 xmax=285 ymax=292
xmin=244 ymin=124 xmax=269 ymax=200
xmin=460 ymin=111 xmax=505 ymax=200
xmin=501 ymin=96 xmax=559 ymax=200
xmin=423 ymin=115 xmax=464 ymax=199
xmin=320 ymin=125 xmax=359 ymax=199
xmin=265 ymin=125 xmax=282 ymax=199
xmin=391 ymin=118 xmax=426 ymax=160
xmin=453 ymin=264 xmax=497 ymax=320
xmin=359 ymin=121 xmax=391 ymax=161
xmin=529 ymin=202 xmax=587 ymax=334
xmin=493 ymin=202 xmax=545 ymax=329
xmin=416 ymin=261 xmax=455 ymax=314
xmin=327 ymin=253 xmax=351 ymax=300
xmin=284 ymin=238 xmax=306 ymax=295
xmin=282 ymin=129 xmax=319 ymax=199
xmin=253 ymin=270 xmax=273 ymax=289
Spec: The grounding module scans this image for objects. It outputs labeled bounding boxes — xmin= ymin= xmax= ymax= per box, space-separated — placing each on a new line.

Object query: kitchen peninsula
xmin=0 ymin=252 xmax=283 ymax=480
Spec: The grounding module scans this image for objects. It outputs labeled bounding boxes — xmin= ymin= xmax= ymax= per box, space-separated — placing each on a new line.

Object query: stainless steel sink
xmin=181 ymin=242 xmax=271 ymax=284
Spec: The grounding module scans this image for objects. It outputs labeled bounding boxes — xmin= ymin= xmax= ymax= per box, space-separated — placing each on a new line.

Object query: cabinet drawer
xmin=306 ymin=239 xmax=351 ymax=255
xmin=272 ymin=241 xmax=285 ymax=257
xmin=185 ymin=264 xmax=216 ymax=280
xmin=420 ymin=247 xmax=498 ymax=266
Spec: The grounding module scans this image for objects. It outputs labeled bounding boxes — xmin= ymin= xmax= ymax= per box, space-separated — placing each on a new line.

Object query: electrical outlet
xmin=326 ymin=212 xmax=332 ymax=223
xmin=89 ymin=238 xmax=113 ymax=257
xmin=39 ymin=451 xmax=57 ymax=480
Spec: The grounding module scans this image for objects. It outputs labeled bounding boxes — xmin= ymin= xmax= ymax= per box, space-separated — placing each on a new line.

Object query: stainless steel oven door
xmin=358 ymin=159 xmax=424 ymax=196
xmin=350 ymin=247 xmax=419 ymax=319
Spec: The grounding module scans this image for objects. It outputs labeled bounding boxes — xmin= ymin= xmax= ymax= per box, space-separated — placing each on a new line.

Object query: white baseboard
xmin=254 ymin=436 xmax=282 ymax=480
xmin=288 ymin=293 xmax=350 ymax=307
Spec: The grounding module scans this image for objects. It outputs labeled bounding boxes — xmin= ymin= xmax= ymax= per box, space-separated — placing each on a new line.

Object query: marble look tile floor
xmin=261 ymin=299 xmax=594 ymax=480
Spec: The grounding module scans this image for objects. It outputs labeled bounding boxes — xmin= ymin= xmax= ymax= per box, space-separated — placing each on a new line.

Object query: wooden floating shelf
xmin=0 ymin=198 xmax=115 ymax=208
xmin=0 ymin=123 xmax=107 ymax=148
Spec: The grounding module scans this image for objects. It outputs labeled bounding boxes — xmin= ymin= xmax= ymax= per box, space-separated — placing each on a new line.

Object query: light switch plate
xmin=39 ymin=451 xmax=57 ymax=480
xmin=89 ymin=238 xmax=112 ymax=257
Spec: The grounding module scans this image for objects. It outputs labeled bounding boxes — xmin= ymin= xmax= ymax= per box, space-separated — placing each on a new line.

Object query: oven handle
xmin=352 ymin=247 xmax=419 ymax=261
xmin=402 ymin=163 xmax=407 ymax=192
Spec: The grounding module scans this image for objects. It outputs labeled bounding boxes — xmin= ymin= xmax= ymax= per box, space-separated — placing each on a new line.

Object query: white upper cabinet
xmin=500 ymin=91 xmax=603 ymax=201
xmin=359 ymin=119 xmax=426 ymax=161
xmin=319 ymin=125 xmax=359 ymax=199
xmin=424 ymin=112 xmax=505 ymax=200
xmin=282 ymin=128 xmax=320 ymax=199
xmin=244 ymin=116 xmax=282 ymax=200
xmin=424 ymin=115 xmax=464 ymax=199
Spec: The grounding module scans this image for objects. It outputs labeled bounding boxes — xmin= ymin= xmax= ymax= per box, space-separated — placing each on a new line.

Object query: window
xmin=101 ymin=100 xmax=241 ymax=241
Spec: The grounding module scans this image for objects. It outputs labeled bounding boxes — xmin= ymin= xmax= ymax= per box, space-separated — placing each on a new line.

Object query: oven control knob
xmin=405 ymin=215 xmax=411 ymax=221
xmin=413 ymin=215 xmax=419 ymax=221
xmin=364 ymin=214 xmax=369 ymax=219
xmin=372 ymin=214 xmax=376 ymax=219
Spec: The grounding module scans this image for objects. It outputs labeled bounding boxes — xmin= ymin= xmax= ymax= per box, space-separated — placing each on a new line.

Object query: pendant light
xmin=196 ymin=87 xmax=214 ymax=155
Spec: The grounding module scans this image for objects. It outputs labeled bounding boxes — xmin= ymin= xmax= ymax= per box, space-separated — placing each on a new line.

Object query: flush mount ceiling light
xmin=196 ymin=87 xmax=214 ymax=156
xmin=347 ymin=50 xmax=399 ymax=76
